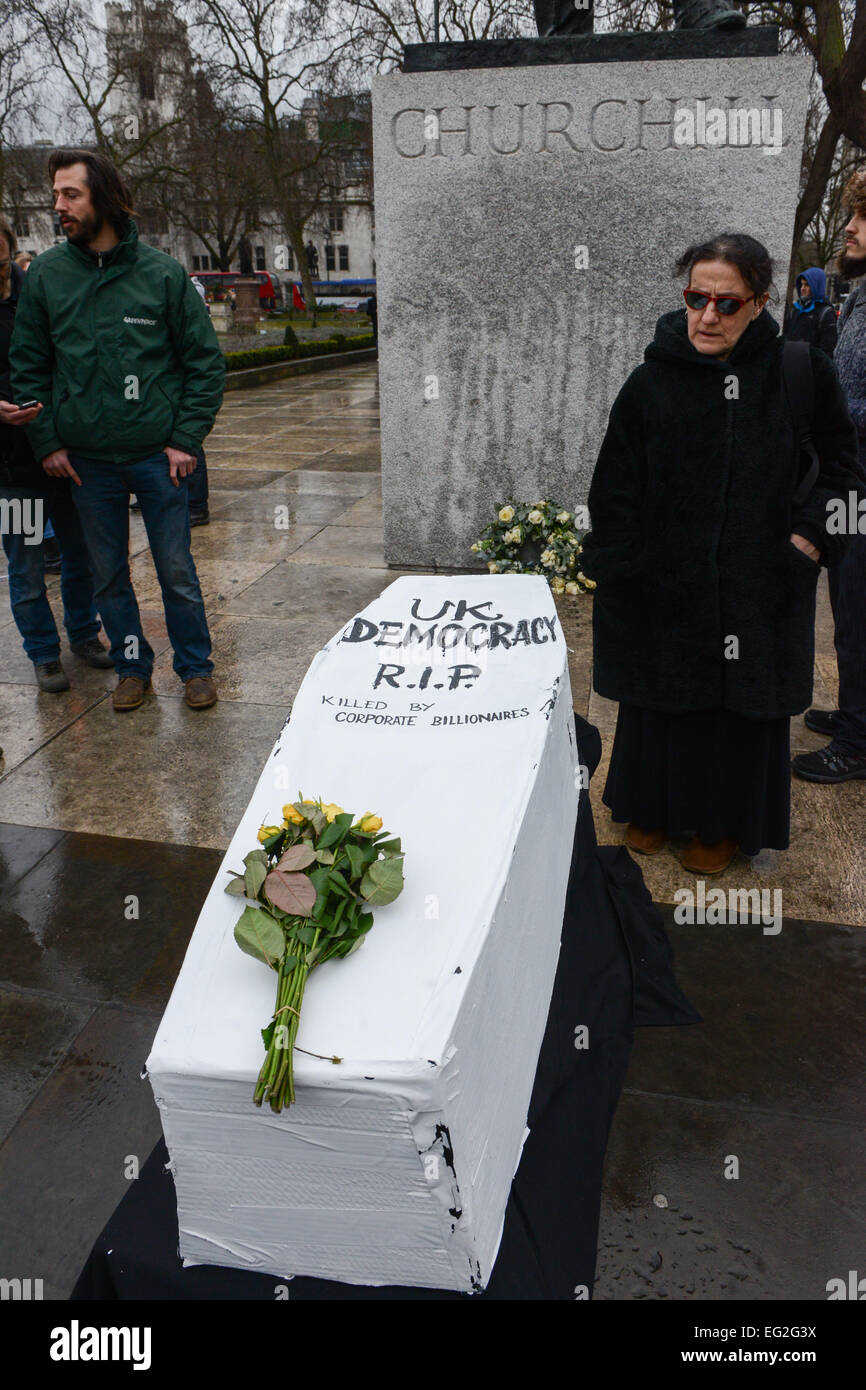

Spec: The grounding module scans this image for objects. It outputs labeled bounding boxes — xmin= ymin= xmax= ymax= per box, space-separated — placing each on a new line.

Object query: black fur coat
xmin=581 ymin=308 xmax=865 ymax=720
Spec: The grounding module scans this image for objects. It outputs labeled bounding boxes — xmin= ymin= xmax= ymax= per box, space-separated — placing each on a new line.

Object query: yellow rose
xmin=565 ymin=580 xmax=579 ymax=595
xmin=283 ymin=805 xmax=306 ymax=825
xmin=540 ymin=549 xmax=556 ymax=567
xmin=551 ymin=577 xmax=566 ymax=594
xmin=322 ymin=802 xmax=344 ymax=823
xmin=359 ymin=813 xmax=383 ymax=833
xmin=488 ymin=560 xmax=499 ymax=573
xmin=556 ymin=510 xmax=571 ymax=523
xmin=257 ymin=825 xmax=282 ymax=843
xmin=470 ymin=541 xmax=480 ymax=552
xmin=498 ymin=505 xmax=515 ymax=523
xmin=527 ymin=509 xmax=544 ymax=524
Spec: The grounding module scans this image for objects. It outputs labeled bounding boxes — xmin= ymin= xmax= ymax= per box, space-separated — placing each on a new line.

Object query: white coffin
xmin=147 ymin=575 xmax=579 ymax=1292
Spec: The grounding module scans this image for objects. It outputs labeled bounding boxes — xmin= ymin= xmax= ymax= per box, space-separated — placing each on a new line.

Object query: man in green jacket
xmin=11 ymin=149 xmax=225 ymax=711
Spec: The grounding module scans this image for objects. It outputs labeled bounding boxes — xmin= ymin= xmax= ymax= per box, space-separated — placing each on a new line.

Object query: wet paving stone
xmin=626 ymin=916 xmax=866 ymax=1124
xmin=0 ymin=1006 xmax=164 ymax=1299
xmin=0 ymin=822 xmax=64 ymax=894
xmin=0 ymin=987 xmax=92 ymax=1144
xmin=595 ymin=1092 xmax=865 ymax=1301
xmin=0 ymin=831 xmax=222 ymax=1005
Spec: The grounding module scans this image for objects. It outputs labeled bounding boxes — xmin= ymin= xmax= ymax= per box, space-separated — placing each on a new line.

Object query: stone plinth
xmin=373 ymin=52 xmax=810 ymax=569
xmin=209 ymin=302 xmax=233 ymax=334
xmin=233 ymin=276 xmax=261 ymax=335
xmin=403 ymin=27 xmax=780 ymax=72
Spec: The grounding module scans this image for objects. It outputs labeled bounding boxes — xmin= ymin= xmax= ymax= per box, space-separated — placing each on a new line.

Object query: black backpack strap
xmin=782 ymin=339 xmax=820 ymax=506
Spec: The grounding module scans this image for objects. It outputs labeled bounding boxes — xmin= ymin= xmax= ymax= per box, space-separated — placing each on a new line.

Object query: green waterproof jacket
xmin=10 ymin=220 xmax=225 ymax=463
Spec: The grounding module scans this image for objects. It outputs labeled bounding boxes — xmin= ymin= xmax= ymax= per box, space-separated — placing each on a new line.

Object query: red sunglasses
xmin=683 ymin=288 xmax=755 ymax=316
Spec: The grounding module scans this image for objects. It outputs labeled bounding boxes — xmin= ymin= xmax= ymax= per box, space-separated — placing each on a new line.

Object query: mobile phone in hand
xmin=17 ymin=400 xmax=39 ymax=409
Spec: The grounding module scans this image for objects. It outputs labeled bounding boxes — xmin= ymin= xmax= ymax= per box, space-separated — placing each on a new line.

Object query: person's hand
xmin=790 ymin=532 xmax=821 ymax=563
xmin=164 ymin=446 xmax=197 ymax=487
xmin=0 ymin=399 xmax=43 ymax=426
xmin=42 ymin=448 xmax=81 ymax=486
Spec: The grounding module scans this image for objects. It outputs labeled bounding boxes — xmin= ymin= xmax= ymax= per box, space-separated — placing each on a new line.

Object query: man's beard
xmin=62 ymin=211 xmax=102 ymax=246
xmin=838 ymin=246 xmax=866 ymax=279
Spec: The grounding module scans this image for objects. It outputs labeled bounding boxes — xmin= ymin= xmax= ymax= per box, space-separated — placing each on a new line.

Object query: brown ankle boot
xmin=681 ymin=836 xmax=739 ymax=874
xmin=625 ymin=824 xmax=666 ymax=855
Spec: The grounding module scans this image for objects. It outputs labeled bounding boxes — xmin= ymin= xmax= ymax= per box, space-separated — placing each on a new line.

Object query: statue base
xmin=403 ymin=26 xmax=778 ymax=72
xmin=375 ymin=40 xmax=806 ymax=569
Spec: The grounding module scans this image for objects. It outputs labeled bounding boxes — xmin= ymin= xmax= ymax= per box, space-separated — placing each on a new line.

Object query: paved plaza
xmin=0 ymin=361 xmax=863 ymax=1299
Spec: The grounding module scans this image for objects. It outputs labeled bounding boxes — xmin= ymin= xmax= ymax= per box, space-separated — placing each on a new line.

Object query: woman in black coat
xmin=580 ymin=232 xmax=865 ymax=874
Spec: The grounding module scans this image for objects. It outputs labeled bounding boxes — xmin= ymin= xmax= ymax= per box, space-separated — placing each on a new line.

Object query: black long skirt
xmin=602 ymin=705 xmax=791 ymax=855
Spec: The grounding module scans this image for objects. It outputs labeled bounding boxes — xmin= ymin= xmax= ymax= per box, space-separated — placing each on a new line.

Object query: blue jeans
xmin=188 ymin=449 xmax=209 ymax=514
xmin=1 ymin=482 xmax=101 ymax=663
xmin=69 ymin=452 xmax=213 ymax=682
xmin=828 ymin=528 xmax=866 ymax=754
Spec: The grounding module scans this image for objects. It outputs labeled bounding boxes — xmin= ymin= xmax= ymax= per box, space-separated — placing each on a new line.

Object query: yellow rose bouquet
xmin=226 ymin=795 xmax=404 ymax=1111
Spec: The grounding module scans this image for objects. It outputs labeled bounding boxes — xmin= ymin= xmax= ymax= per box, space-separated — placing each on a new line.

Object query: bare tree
xmin=602 ymin=2 xmax=866 ymax=297
xmin=137 ymin=68 xmax=267 ymax=270
xmin=0 ymin=0 xmax=42 ymax=207
xmin=342 ymin=0 xmax=535 ymax=72
xmin=189 ymin=0 xmax=370 ymax=319
xmin=17 ymin=0 xmax=187 ymax=179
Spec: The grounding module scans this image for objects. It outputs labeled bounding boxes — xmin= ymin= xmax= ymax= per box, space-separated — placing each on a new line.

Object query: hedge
xmin=225 ymin=334 xmax=375 ymax=372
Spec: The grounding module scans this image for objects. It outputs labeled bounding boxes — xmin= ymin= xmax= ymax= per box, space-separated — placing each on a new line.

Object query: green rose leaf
xmin=308 ymin=864 xmax=332 ymax=918
xmin=244 ymin=856 xmax=268 ymax=900
xmin=376 ymin=837 xmax=402 ymax=857
xmin=261 ymin=1020 xmax=276 ymax=1051
xmin=278 ymin=842 xmax=317 ymax=871
xmin=326 ymin=868 xmax=353 ymax=898
xmin=360 ymin=855 xmax=404 ymax=906
xmin=318 ymin=812 xmax=353 ymax=849
xmin=314 ymin=848 xmax=336 ymax=864
xmin=295 ymin=925 xmax=318 ymax=946
xmin=264 ymin=868 xmax=317 ymax=917
xmin=344 ymin=842 xmax=364 ymax=880
xmin=234 ymin=905 xmax=286 ymax=969
xmin=316 ymin=819 xmax=343 ymax=849
xmin=225 ymin=875 xmax=248 ymax=897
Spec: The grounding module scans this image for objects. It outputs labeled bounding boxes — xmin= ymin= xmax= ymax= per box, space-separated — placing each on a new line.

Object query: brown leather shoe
xmin=625 ymin=823 xmax=666 ymax=855
xmin=681 ymin=836 xmax=739 ymax=874
xmin=184 ymin=676 xmax=218 ymax=709
xmin=112 ymin=676 xmax=150 ymax=711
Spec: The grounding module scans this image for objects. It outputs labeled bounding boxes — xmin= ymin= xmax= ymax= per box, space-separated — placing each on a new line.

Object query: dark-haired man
xmin=794 ymin=172 xmax=866 ymax=782
xmin=11 ymin=149 xmax=225 ymax=711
